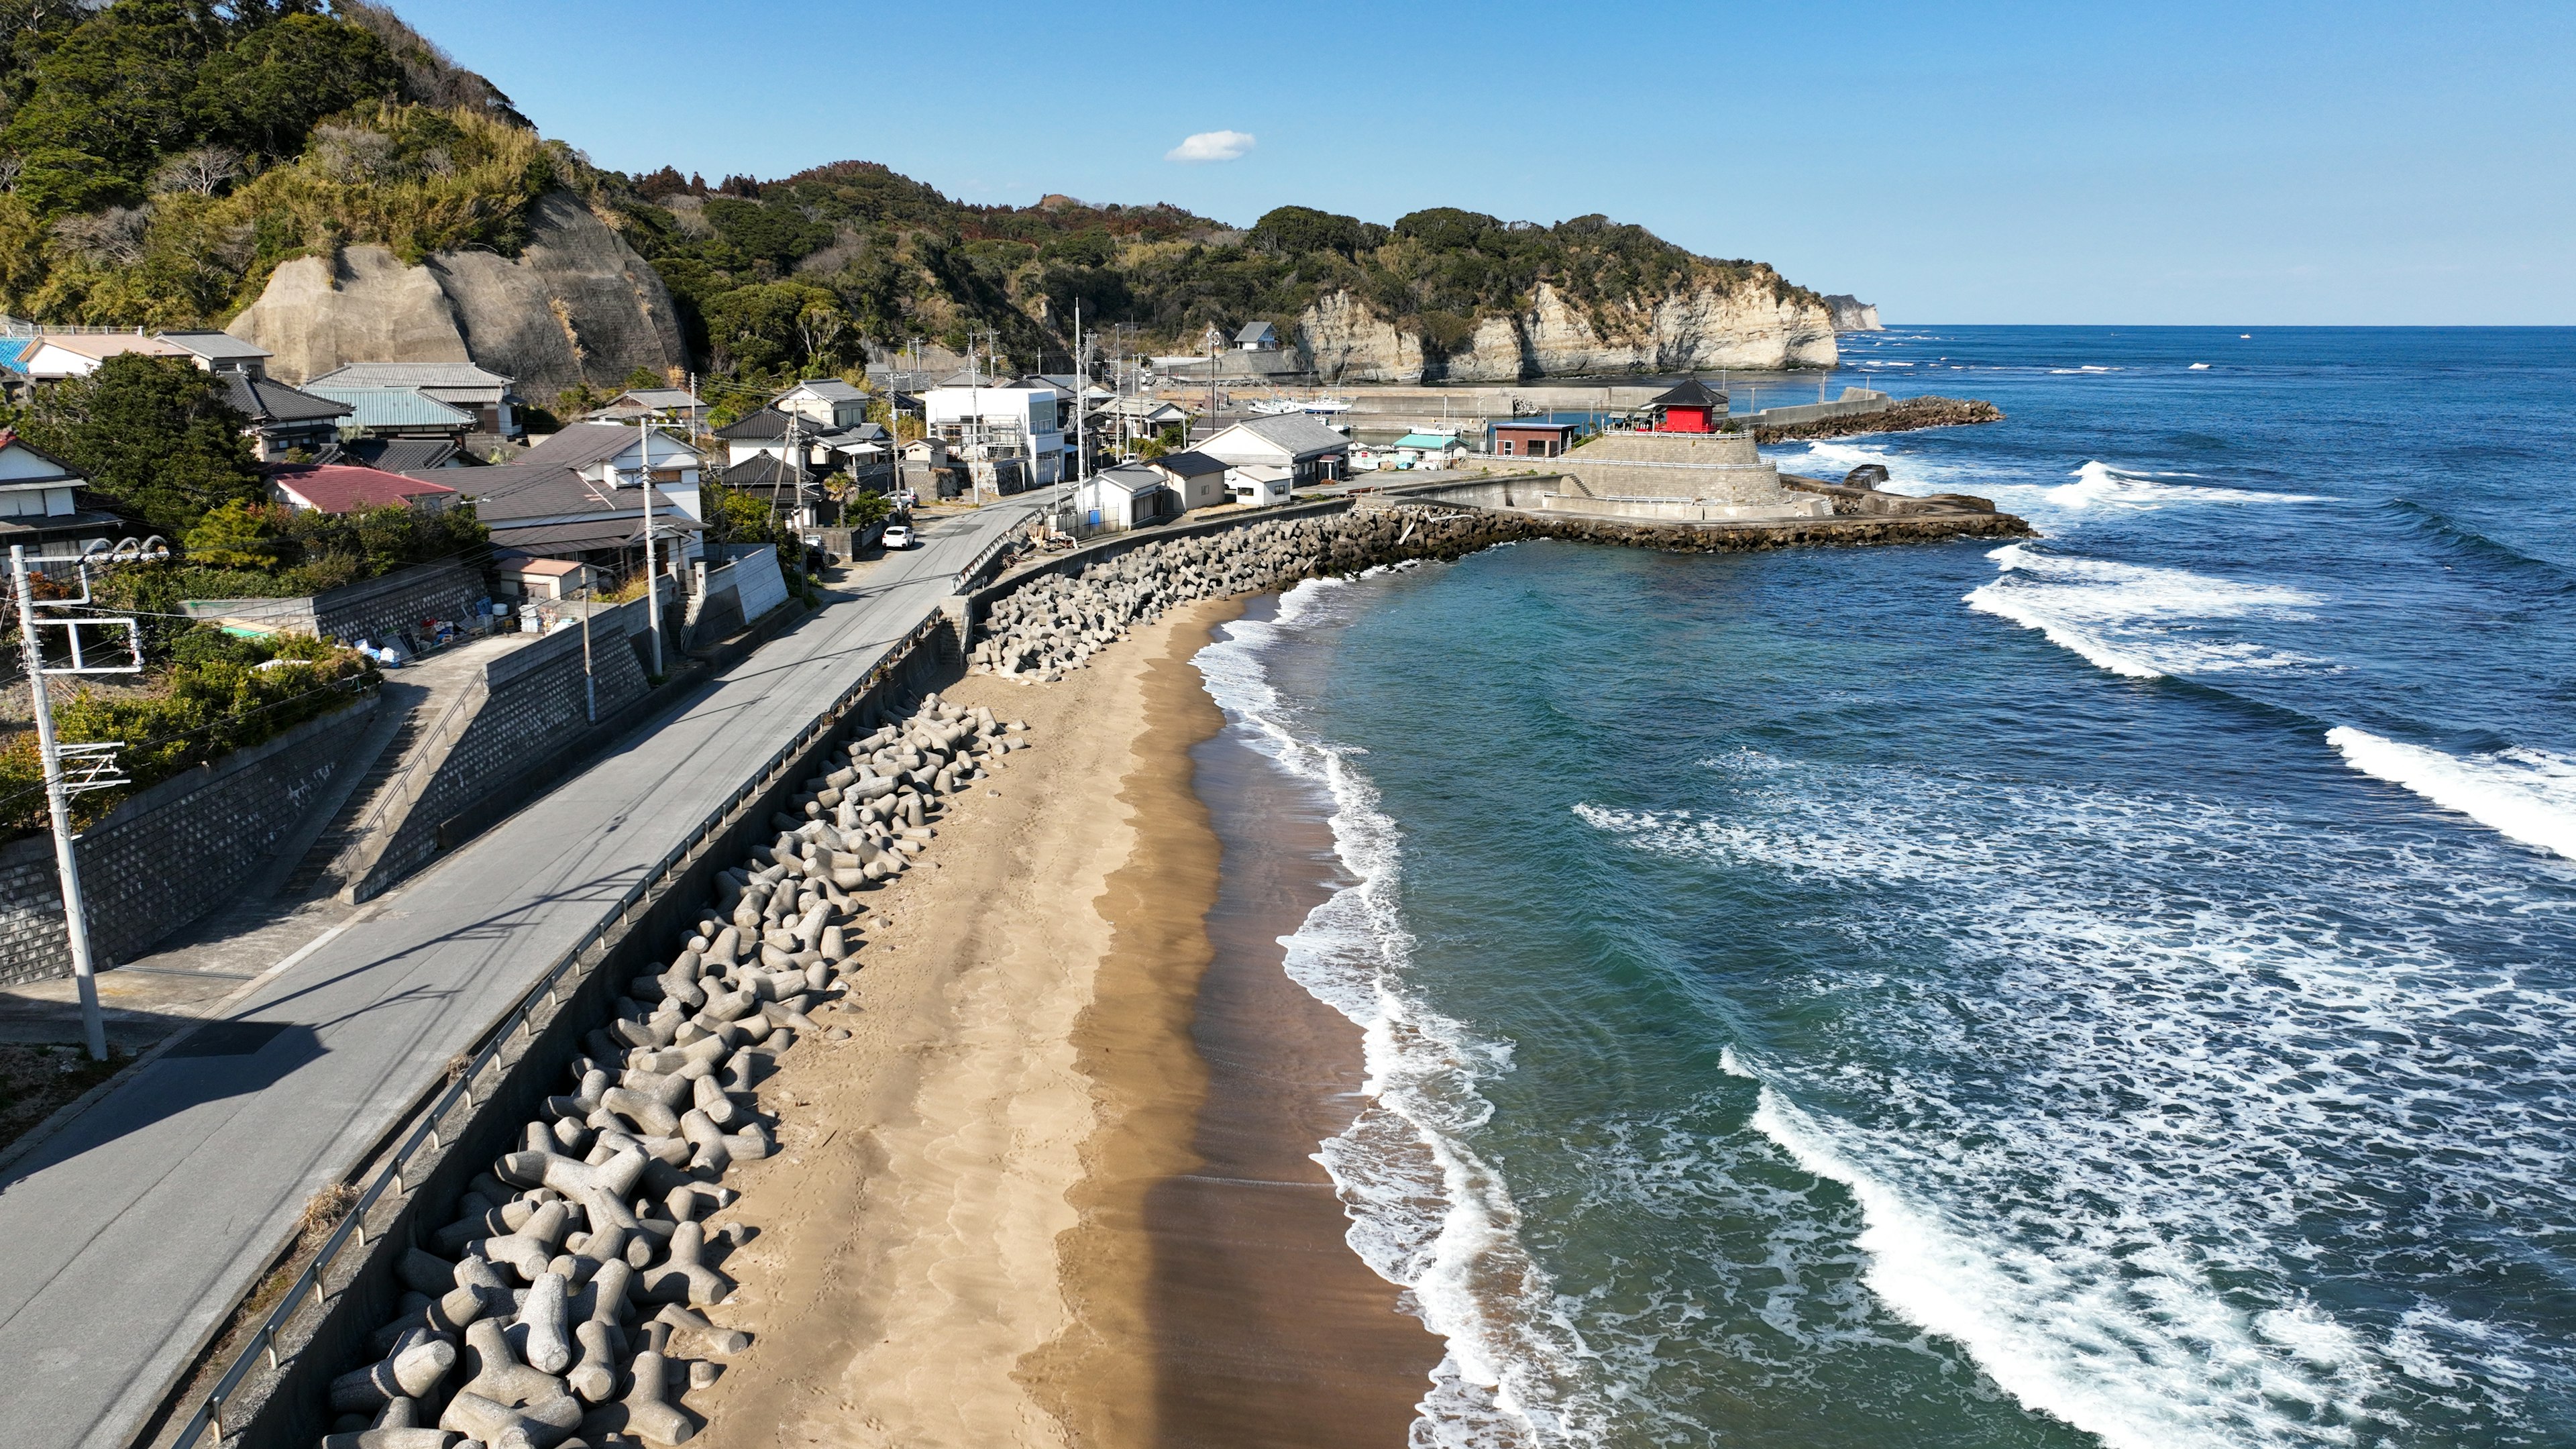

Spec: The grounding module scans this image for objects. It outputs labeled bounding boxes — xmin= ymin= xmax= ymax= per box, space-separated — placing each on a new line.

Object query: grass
xmin=0 ymin=1042 xmax=131 ymax=1156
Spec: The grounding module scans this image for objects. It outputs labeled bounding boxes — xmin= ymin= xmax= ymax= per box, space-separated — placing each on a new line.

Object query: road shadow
xmin=0 ymin=1016 xmax=324 ymax=1191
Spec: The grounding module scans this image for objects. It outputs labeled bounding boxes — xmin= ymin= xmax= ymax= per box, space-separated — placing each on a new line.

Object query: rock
xmin=229 ymin=191 xmax=688 ymax=399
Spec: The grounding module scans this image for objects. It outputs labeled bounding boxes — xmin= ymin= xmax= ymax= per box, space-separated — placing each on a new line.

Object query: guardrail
xmin=167 ymin=608 xmax=951 ymax=1448
xmin=954 ymin=523 xmax=1024 ymax=590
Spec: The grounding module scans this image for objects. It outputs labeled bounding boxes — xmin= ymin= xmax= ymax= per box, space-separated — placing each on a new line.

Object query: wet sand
xmin=1141 ymin=655 xmax=1442 ymax=1446
xmin=681 ymin=595 xmax=1434 ymax=1449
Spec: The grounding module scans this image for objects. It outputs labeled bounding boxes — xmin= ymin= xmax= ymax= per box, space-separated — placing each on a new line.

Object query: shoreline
xmin=684 ymin=592 xmax=1433 ymax=1448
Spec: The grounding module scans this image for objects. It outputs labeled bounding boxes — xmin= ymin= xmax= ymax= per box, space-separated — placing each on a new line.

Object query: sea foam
xmin=2327 ymin=727 xmax=2576 ymax=861
xmin=1579 ymin=759 xmax=2576 ymax=1448
xmin=1964 ymin=541 xmax=2324 ymax=678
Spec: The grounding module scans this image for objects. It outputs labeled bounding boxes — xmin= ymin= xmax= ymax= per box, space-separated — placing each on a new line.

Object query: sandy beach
xmin=682 ymin=594 xmax=1437 ymax=1448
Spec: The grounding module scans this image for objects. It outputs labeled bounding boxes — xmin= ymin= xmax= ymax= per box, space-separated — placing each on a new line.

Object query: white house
xmin=158 ymin=330 xmax=272 ymax=376
xmin=13 ymin=333 xmax=189 ymax=382
xmin=1236 ymin=321 xmax=1280 ymax=352
xmin=776 ymin=378 xmax=870 ymax=431
xmin=1071 ymin=466 xmax=1171 ymax=533
xmin=924 ymin=383 xmax=1068 ymax=488
xmin=0 ymin=431 xmax=85 ymax=523
xmin=510 ymin=421 xmax=706 ymax=525
xmin=1195 ymin=413 xmax=1350 ymax=498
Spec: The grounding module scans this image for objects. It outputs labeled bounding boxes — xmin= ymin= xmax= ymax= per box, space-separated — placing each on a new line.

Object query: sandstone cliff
xmin=228 ymin=192 xmax=688 ymax=399
xmin=1297 ymin=281 xmax=1838 ymax=384
xmin=1823 ymin=294 xmax=1884 ymax=332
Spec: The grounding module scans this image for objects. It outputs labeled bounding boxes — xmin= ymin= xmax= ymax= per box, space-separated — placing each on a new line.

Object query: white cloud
xmin=1166 ymin=130 xmax=1256 ymax=163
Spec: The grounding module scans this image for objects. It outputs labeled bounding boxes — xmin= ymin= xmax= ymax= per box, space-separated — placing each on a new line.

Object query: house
xmin=511 ymin=421 xmax=705 ymax=524
xmin=305 ymin=362 xmax=520 ymax=438
xmin=1195 ymin=413 xmax=1350 ymax=495
xmin=303 ymin=385 xmax=477 ymax=445
xmin=223 ymin=373 xmax=355 ymax=461
xmin=1143 ymin=449 xmax=1229 ymax=511
xmin=268 ymin=462 xmax=462 ymax=515
xmin=584 ymin=386 xmax=706 ymax=429
xmin=0 ymin=430 xmax=128 ymax=563
xmin=342 ymin=436 xmax=474 ymax=474
xmin=1070 ymin=466 xmax=1172 ymax=533
xmin=923 ymin=383 xmax=1069 ymax=488
xmin=1236 ymin=321 xmax=1280 ymax=352
xmin=775 ymin=378 xmax=870 ymax=431
xmin=1093 ymin=396 xmax=1192 ymax=453
xmin=11 ymin=332 xmax=189 ymax=382
xmin=455 ymin=461 xmax=704 ymax=571
xmin=1645 ymin=379 xmax=1727 ymax=434
xmin=492 ymin=553 xmax=597 ymax=601
xmin=158 ymin=330 xmax=272 ymax=376
xmin=1489 ymin=420 xmax=1583 ymax=460
xmin=1391 ymin=431 xmax=1469 ymax=469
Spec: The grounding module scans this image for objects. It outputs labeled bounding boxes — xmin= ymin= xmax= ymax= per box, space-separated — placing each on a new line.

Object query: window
xmin=1500 ymin=439 xmax=1515 ymax=455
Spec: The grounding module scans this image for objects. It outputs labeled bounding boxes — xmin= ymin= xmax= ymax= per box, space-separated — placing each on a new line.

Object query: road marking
xmin=258 ymin=912 xmax=369 ymax=983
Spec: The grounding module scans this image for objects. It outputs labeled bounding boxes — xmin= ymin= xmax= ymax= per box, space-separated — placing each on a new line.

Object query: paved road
xmin=0 ymin=504 xmax=1032 ymax=1449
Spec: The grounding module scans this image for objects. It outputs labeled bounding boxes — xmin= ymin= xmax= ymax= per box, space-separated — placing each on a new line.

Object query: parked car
xmin=882 ymin=523 xmax=916 ymax=549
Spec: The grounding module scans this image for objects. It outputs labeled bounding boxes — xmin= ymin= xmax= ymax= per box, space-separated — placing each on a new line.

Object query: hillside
xmin=0 ymin=1 xmax=1839 ymax=398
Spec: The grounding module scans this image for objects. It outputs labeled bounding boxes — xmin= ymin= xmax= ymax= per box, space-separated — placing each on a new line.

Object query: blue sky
xmin=389 ymin=0 xmax=2575 ymax=325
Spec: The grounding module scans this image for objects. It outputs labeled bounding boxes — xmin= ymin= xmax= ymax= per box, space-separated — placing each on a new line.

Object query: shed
xmin=1071 ymin=466 xmax=1173 ymax=532
xmin=494 ymin=554 xmax=596 ymax=600
xmin=1646 ymin=379 xmax=1728 ymax=434
xmin=1489 ymin=419 xmax=1582 ymax=459
xmin=1144 ymin=449 xmax=1229 ymax=511
xmin=1393 ymin=431 xmax=1468 ymax=468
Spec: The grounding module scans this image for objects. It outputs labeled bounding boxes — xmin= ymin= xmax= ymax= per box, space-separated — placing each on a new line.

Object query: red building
xmin=1489 ymin=419 xmax=1584 ymax=458
xmin=1646 ymin=379 xmax=1728 ymax=433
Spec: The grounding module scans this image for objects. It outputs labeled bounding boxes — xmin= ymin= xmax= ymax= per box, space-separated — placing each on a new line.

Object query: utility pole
xmin=578 ymin=568 xmax=596 ymax=724
xmin=636 ymin=414 xmax=663 ymax=677
xmin=11 ymin=545 xmax=140 ymax=1061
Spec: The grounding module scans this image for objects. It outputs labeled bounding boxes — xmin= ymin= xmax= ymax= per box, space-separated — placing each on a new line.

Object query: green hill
xmin=0 ymin=1 xmax=1827 ymax=392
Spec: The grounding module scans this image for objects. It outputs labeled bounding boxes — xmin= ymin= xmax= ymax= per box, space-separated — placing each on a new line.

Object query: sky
xmin=386 ymin=0 xmax=2576 ymax=325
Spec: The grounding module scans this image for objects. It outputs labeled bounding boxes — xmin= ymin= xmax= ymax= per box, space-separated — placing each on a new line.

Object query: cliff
xmin=229 ymin=191 xmax=689 ymax=396
xmin=1823 ymin=294 xmax=1884 ymax=331
xmin=1298 ymin=280 xmax=1837 ymax=383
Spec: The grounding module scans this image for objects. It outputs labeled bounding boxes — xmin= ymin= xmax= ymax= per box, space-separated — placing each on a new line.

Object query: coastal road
xmin=0 ymin=502 xmax=1035 ymax=1449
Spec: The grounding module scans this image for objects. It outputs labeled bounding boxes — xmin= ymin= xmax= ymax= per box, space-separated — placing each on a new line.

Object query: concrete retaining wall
xmin=181 ymin=561 xmax=487 ymax=649
xmin=0 ymin=696 xmax=378 ymax=986
xmin=354 ymin=592 xmax=665 ymax=898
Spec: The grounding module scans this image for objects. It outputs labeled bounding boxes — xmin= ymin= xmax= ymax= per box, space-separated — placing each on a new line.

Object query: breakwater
xmin=968 ymin=502 xmax=2028 ymax=683
xmin=1755 ymin=394 xmax=2005 ymax=441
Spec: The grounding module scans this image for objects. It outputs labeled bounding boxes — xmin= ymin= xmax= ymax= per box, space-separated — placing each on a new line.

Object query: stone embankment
xmin=969 ymin=503 xmax=2028 ymax=684
xmin=1754 ymin=395 xmax=2004 ymax=442
xmin=301 ymin=691 xmax=1029 ymax=1448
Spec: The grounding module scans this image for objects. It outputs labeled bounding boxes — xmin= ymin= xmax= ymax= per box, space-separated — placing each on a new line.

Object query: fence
xmin=164 ymin=608 xmax=953 ymax=1448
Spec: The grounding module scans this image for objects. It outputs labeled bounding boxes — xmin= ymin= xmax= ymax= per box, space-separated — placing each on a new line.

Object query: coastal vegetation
xmin=2 ymin=1 xmax=1827 ymax=393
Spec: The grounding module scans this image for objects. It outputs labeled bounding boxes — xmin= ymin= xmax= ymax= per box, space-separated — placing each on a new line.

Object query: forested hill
xmin=0 ymin=0 xmax=1829 ymax=394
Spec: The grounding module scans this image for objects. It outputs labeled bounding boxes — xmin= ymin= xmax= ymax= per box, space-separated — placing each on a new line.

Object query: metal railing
xmin=168 ymin=608 xmax=950 ymax=1448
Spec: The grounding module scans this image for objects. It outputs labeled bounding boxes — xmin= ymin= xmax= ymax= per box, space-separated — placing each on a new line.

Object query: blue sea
xmin=1192 ymin=328 xmax=2576 ymax=1449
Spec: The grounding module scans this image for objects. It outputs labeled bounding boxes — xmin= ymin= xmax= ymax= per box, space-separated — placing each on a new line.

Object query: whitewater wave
xmin=1580 ymin=759 xmax=2576 ymax=1447
xmin=2048 ymin=460 xmax=2323 ymax=509
xmin=2327 ymin=727 xmax=2576 ymax=861
xmin=1194 ymin=579 xmax=1608 ymax=1448
xmin=1964 ymin=541 xmax=2325 ymax=678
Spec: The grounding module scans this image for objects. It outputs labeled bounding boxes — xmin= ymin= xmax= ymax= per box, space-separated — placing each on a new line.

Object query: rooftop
xmin=307 ymin=361 xmax=515 ymax=392
xmin=784 ymin=378 xmax=868 ymax=404
xmin=268 ymin=463 xmax=460 ymax=515
xmin=1648 ymin=378 xmax=1728 ymax=410
xmin=303 ymin=385 xmax=476 ymax=430
xmin=158 ymin=330 xmax=272 ymax=364
xmin=1145 ymin=449 xmax=1226 ymax=476
xmin=223 ymin=373 xmax=354 ymax=425
xmin=1226 ymin=413 xmax=1351 ymax=458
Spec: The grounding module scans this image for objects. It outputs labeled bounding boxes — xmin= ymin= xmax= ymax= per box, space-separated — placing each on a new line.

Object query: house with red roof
xmin=268 ymin=463 xmax=462 ymax=515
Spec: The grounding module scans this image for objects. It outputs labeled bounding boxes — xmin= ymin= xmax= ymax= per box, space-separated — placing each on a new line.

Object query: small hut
xmin=1647 ymin=379 xmax=1729 ymax=434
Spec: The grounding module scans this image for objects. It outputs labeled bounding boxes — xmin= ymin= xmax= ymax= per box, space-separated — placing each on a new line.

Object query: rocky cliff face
xmin=1297 ymin=280 xmax=1837 ymax=383
xmin=228 ymin=192 xmax=688 ymax=399
xmin=1823 ymin=294 xmax=1883 ymax=331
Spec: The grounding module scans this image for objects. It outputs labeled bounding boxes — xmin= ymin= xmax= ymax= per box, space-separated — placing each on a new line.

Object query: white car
xmin=882 ymin=523 xmax=916 ymax=549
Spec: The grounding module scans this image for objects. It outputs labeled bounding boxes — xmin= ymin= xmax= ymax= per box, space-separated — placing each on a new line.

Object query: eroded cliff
xmin=1298 ymin=280 xmax=1838 ymax=383
xmin=230 ymin=191 xmax=688 ymax=398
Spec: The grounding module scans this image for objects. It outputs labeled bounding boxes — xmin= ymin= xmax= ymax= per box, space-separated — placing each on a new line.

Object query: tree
xmin=150 ymin=144 xmax=240 ymax=196
xmin=186 ymin=14 xmax=402 ymax=159
xmin=18 ymin=353 xmax=264 ymax=535
xmin=181 ymin=498 xmax=285 ymax=569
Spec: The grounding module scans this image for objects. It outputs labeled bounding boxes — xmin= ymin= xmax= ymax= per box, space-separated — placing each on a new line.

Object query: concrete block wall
xmin=179 ymin=561 xmax=487 ymax=649
xmin=0 ymin=696 xmax=379 ymax=986
xmin=362 ymin=598 xmax=657 ymax=893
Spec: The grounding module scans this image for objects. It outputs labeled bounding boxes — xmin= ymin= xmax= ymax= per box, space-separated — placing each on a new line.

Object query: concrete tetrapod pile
xmin=970 ymin=510 xmax=1533 ymax=683
xmin=307 ymin=691 xmax=1030 ymax=1449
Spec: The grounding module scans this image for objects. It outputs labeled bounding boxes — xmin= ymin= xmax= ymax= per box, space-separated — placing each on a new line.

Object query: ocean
xmin=1191 ymin=327 xmax=2576 ymax=1449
